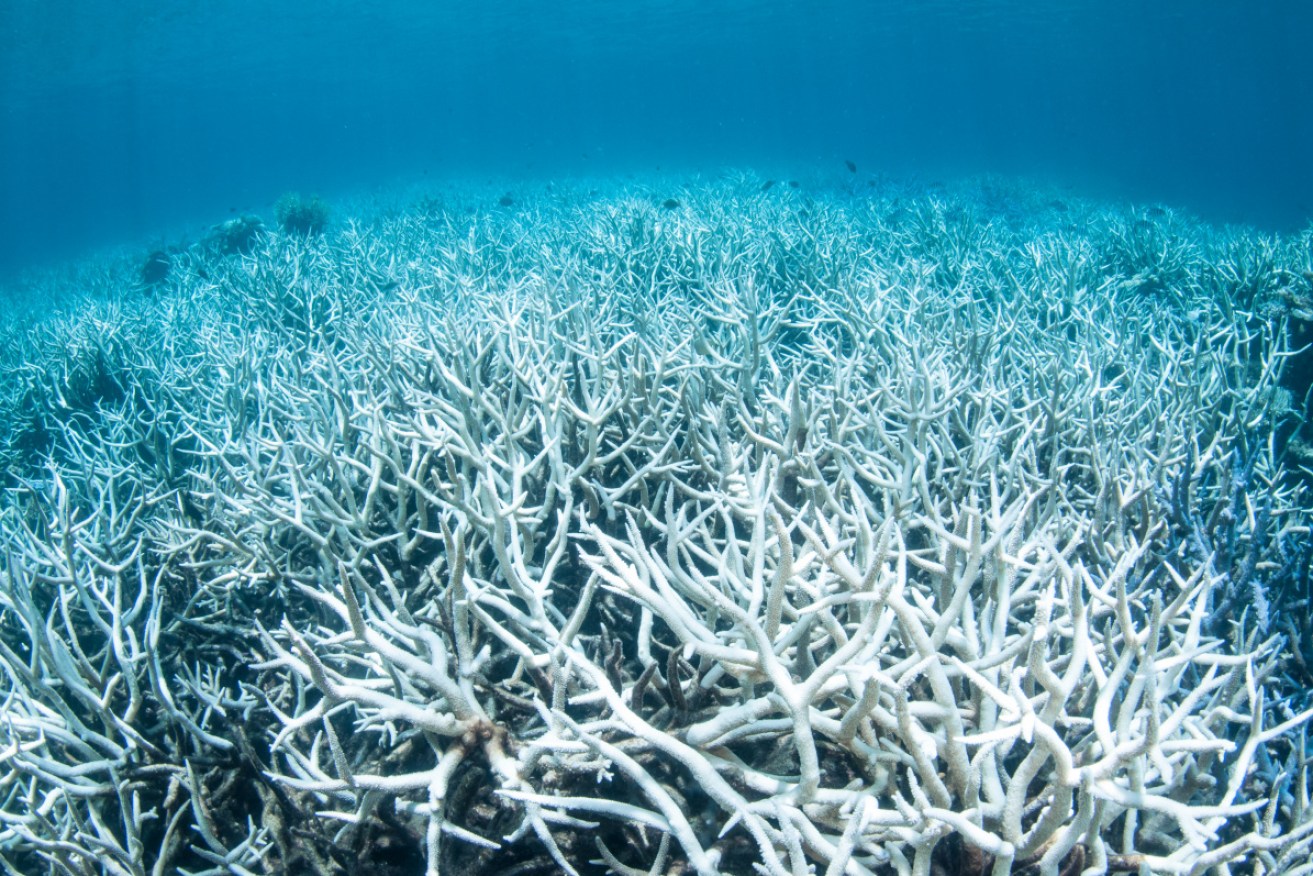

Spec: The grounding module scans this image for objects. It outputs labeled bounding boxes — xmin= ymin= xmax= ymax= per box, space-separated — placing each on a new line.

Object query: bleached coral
xmin=2 ymin=176 xmax=1312 ymax=875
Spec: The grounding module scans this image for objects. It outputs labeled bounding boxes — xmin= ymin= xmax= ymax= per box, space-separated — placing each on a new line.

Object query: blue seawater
xmin=0 ymin=0 xmax=1310 ymax=279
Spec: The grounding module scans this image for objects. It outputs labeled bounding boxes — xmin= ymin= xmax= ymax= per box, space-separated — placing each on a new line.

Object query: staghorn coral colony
xmin=2 ymin=175 xmax=1313 ymax=876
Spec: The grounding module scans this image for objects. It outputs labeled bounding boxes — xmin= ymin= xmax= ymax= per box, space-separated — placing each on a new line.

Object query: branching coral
xmin=2 ymin=176 xmax=1312 ymax=875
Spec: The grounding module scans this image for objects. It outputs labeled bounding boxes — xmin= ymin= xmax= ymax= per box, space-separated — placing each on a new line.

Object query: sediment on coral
xmin=2 ymin=174 xmax=1313 ymax=876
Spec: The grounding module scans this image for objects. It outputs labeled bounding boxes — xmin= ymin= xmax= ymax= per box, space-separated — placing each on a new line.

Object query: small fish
xmin=498 ymin=194 xmax=514 ymax=207
xmin=761 ymin=180 xmax=776 ymax=192
xmin=844 ymin=159 xmax=857 ymax=173
xmin=662 ymin=198 xmax=681 ymax=210
xmin=10 ymin=476 xmax=55 ymax=495
xmin=788 ymin=180 xmax=799 ymax=188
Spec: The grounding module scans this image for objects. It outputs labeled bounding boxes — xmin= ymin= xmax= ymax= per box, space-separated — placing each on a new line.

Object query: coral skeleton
xmin=2 ymin=176 xmax=1313 ymax=875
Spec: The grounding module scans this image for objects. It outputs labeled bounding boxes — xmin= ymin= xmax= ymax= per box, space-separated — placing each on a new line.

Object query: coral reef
xmin=206 ymin=214 xmax=267 ymax=256
xmin=1 ymin=175 xmax=1312 ymax=875
xmin=275 ymin=193 xmax=331 ymax=237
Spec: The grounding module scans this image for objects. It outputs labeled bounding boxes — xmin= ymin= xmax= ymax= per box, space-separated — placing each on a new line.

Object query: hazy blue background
xmin=1 ymin=0 xmax=1310 ymax=279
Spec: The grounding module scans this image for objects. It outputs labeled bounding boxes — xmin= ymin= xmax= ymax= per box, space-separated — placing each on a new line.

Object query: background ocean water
xmin=1 ymin=0 xmax=1311 ymax=280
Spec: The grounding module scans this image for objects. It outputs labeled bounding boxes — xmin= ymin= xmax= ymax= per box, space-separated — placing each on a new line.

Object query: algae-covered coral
xmin=1 ymin=175 xmax=1312 ymax=876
